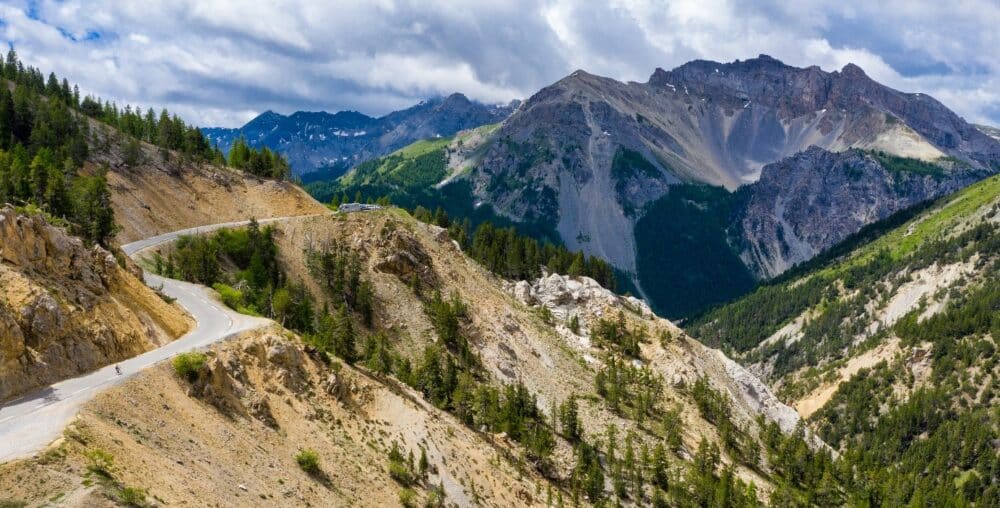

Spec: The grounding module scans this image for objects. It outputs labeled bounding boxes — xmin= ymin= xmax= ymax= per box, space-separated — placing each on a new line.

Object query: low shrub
xmin=117 ymin=486 xmax=147 ymax=507
xmin=212 ymin=282 xmax=245 ymax=310
xmin=85 ymin=449 xmax=114 ymax=477
xmin=389 ymin=460 xmax=413 ymax=485
xmin=398 ymin=488 xmax=417 ymax=508
xmin=295 ymin=449 xmax=321 ymax=475
xmin=172 ymin=352 xmax=207 ymax=382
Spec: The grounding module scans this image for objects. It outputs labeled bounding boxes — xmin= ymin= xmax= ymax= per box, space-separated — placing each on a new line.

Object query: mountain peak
xmin=747 ymin=54 xmax=785 ymax=65
xmin=242 ymin=109 xmax=288 ymax=130
xmin=441 ymin=92 xmax=472 ymax=105
xmin=552 ymin=69 xmax=619 ymax=92
xmin=840 ymin=62 xmax=869 ymax=79
xmin=649 ymin=67 xmax=669 ymax=84
xmin=563 ymin=69 xmax=606 ymax=82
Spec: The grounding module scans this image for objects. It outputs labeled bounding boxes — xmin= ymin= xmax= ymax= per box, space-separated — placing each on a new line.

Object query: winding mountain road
xmin=0 ymin=217 xmax=307 ymax=463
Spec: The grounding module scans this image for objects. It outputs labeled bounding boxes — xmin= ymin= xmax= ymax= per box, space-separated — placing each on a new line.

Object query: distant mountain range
xmin=202 ymin=93 xmax=518 ymax=177
xmin=323 ymin=55 xmax=1000 ymax=317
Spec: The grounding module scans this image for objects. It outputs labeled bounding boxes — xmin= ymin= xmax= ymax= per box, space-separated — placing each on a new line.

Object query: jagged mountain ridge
xmin=322 ymin=88 xmax=995 ymax=317
xmin=734 ymin=147 xmax=987 ymax=278
xmin=467 ymin=55 xmax=1000 ymax=278
xmin=202 ymin=93 xmax=517 ymax=176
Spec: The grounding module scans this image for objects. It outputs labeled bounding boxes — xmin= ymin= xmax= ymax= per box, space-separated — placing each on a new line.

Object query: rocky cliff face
xmin=0 ymin=206 xmax=189 ymax=401
xmin=204 ymin=93 xmax=517 ymax=176
xmin=464 ymin=56 xmax=1000 ymax=277
xmin=651 ymin=57 xmax=999 ymax=166
xmin=736 ymin=147 xmax=985 ymax=277
xmin=507 ymin=272 xmax=819 ymax=445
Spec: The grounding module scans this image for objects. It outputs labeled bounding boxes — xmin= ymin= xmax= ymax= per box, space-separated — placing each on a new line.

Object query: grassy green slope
xmin=306 ymin=125 xmax=563 ymax=245
xmin=335 ymin=136 xmax=452 ymax=191
xmin=684 ymin=174 xmax=1000 ymax=505
xmin=688 ymin=174 xmax=1000 ymax=354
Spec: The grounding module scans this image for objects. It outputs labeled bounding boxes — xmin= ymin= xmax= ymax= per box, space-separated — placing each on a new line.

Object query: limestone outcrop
xmin=0 ymin=206 xmax=189 ymax=401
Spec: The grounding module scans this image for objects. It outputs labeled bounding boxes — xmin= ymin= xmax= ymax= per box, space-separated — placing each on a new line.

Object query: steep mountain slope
xmin=690 ymin=173 xmax=1000 ymax=388
xmin=203 ymin=94 xmax=516 ymax=177
xmin=0 ymin=205 xmax=190 ymax=402
xmin=976 ymin=123 xmax=1000 ymax=141
xmin=2 ymin=208 xmax=837 ymax=506
xmin=469 ymin=55 xmax=998 ymax=275
xmin=686 ymin=175 xmax=1000 ymax=504
xmin=81 ymin=120 xmax=328 ymax=244
xmin=0 ymin=327 xmax=552 ymax=507
xmin=316 ymin=56 xmax=999 ymax=317
xmin=325 ymin=132 xmax=991 ymax=317
xmin=274 ymin=210 xmax=809 ymax=443
xmin=733 ymin=147 xmax=985 ymax=278
xmin=275 ymin=209 xmax=823 ymax=462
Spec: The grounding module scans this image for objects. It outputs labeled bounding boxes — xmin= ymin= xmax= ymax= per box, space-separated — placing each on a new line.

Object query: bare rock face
xmin=192 ymin=357 xmax=249 ymax=416
xmin=0 ymin=207 xmax=107 ymax=300
xmin=0 ymin=206 xmax=188 ymax=401
xmin=506 ymin=269 xmax=826 ymax=450
xmin=265 ymin=341 xmax=309 ymax=391
xmin=510 ymin=272 xmax=652 ymax=324
xmin=373 ymin=227 xmax=436 ymax=286
xmin=189 ymin=334 xmax=320 ymax=427
xmin=465 ymin=55 xmax=999 ymax=284
xmin=737 ymin=147 xmax=984 ymax=277
xmin=0 ymin=303 xmax=25 ymax=366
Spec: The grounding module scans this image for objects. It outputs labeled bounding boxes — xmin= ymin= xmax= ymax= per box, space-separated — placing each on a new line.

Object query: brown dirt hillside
xmin=84 ymin=122 xmax=328 ymax=244
xmin=0 ymin=205 xmax=190 ymax=402
xmin=270 ymin=209 xmax=811 ymax=492
xmin=0 ymin=328 xmax=549 ymax=507
xmin=41 ymin=206 xmax=820 ymax=504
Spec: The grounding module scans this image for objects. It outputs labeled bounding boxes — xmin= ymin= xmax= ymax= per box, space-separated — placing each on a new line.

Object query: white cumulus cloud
xmin=0 ymin=0 xmax=995 ymax=127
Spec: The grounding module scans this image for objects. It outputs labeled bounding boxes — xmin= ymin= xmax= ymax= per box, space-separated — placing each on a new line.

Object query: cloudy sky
xmin=1 ymin=0 xmax=997 ymax=128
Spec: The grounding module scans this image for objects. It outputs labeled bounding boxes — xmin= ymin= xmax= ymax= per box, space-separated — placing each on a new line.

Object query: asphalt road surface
xmin=0 ymin=219 xmax=290 ymax=463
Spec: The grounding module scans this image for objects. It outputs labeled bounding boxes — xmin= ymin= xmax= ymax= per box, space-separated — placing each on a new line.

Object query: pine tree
xmin=652 ymin=443 xmax=669 ymax=490
xmin=584 ymin=455 xmax=604 ymax=501
xmin=29 ymin=150 xmax=51 ymax=203
xmin=364 ymin=333 xmax=393 ymax=376
xmin=0 ymin=87 xmax=13 ymax=149
xmin=45 ymin=72 xmax=60 ymax=97
xmin=559 ymin=394 xmax=582 ymax=443
xmin=332 ymin=305 xmax=357 ymax=363
xmin=4 ymin=49 xmax=17 ymax=79
xmin=418 ymin=447 xmax=429 ymax=479
xmin=11 ymin=87 xmax=33 ymax=146
xmin=157 ymin=109 xmax=173 ymax=148
xmin=44 ymin=164 xmax=69 ymax=217
xmin=567 ymin=252 xmax=585 ymax=277
xmin=0 ymin=152 xmax=11 ymax=203
xmin=70 ymin=169 xmax=117 ymax=246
